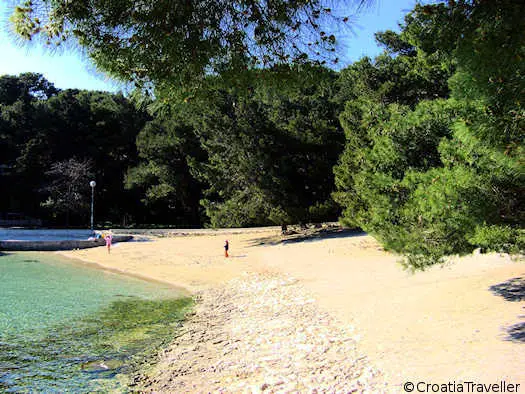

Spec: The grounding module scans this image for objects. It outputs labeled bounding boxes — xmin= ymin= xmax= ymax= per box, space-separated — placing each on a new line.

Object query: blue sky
xmin=0 ymin=1 xmax=424 ymax=92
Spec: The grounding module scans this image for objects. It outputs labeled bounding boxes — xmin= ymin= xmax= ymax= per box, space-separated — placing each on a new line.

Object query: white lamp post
xmin=89 ymin=180 xmax=96 ymax=231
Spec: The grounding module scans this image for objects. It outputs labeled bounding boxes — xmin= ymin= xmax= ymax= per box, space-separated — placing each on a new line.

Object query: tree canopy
xmin=333 ymin=1 xmax=524 ymax=268
xmin=126 ymin=66 xmax=344 ymax=227
xmin=10 ymin=0 xmax=370 ymax=96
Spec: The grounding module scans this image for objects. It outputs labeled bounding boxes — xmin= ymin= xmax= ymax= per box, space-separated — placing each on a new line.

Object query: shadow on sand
xmin=489 ymin=277 xmax=525 ymax=302
xmin=248 ymin=227 xmax=365 ymax=247
xmin=506 ymin=322 xmax=525 ymax=343
xmin=489 ymin=277 xmax=525 ymax=343
xmin=281 ymin=228 xmax=366 ymax=244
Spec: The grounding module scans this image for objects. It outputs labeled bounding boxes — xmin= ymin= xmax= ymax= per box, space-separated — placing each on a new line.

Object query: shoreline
xmin=57 ymin=230 xmax=282 ymax=293
xmin=53 ymin=249 xmax=192 ymax=296
xmin=48 ymin=230 xmax=523 ymax=391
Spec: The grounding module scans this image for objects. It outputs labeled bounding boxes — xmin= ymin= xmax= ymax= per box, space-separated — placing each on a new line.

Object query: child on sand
xmin=224 ymin=240 xmax=229 ymax=258
xmin=105 ymin=232 xmax=113 ymax=254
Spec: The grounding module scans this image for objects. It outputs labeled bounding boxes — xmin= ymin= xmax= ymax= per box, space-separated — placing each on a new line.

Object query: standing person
xmin=224 ymin=240 xmax=229 ymax=258
xmin=105 ymin=232 xmax=113 ymax=254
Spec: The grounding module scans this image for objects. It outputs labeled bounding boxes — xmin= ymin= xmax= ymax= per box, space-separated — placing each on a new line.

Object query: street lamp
xmin=89 ymin=180 xmax=96 ymax=232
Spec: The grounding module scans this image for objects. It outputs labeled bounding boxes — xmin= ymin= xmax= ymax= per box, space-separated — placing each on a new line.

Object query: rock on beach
xmin=135 ymin=273 xmax=386 ymax=393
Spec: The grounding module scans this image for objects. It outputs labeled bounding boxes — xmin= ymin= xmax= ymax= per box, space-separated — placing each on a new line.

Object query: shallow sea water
xmin=0 ymin=252 xmax=190 ymax=393
xmin=0 ymin=229 xmax=94 ymax=242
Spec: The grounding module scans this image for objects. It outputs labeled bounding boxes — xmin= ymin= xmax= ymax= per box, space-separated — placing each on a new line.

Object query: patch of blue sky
xmin=0 ymin=0 xmax=427 ymax=92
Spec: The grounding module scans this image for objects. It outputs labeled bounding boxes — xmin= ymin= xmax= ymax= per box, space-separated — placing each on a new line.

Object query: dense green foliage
xmin=333 ymin=1 xmax=524 ymax=268
xmin=0 ymin=70 xmax=344 ymax=228
xmin=126 ymin=67 xmax=344 ymax=227
xmin=3 ymin=0 xmax=523 ymax=267
xmin=194 ymin=68 xmax=344 ymax=227
xmin=124 ymin=115 xmax=205 ymax=226
xmin=0 ymin=73 xmax=149 ymax=226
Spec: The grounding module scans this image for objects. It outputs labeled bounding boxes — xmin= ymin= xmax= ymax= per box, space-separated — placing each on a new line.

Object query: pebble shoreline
xmin=135 ymin=273 xmax=389 ymax=393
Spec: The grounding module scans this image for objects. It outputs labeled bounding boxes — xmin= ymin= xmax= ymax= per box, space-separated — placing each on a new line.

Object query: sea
xmin=0 ymin=230 xmax=189 ymax=393
xmin=0 ymin=229 xmax=95 ymax=241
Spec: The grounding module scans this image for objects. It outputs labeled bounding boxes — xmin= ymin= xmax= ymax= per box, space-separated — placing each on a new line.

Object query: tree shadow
xmin=247 ymin=227 xmax=365 ymax=247
xmin=489 ymin=277 xmax=525 ymax=302
xmin=281 ymin=228 xmax=366 ymax=244
xmin=489 ymin=277 xmax=525 ymax=343
xmin=506 ymin=321 xmax=525 ymax=343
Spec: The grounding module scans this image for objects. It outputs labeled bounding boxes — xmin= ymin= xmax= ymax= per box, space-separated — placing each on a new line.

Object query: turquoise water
xmin=0 ymin=229 xmax=93 ymax=241
xmin=0 ymin=252 xmax=190 ymax=393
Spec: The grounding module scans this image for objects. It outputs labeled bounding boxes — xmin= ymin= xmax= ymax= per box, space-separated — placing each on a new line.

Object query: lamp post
xmin=89 ymin=180 xmax=96 ymax=232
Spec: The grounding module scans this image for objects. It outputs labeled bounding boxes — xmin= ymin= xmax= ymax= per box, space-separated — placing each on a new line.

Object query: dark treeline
xmin=0 ymin=67 xmax=345 ymax=228
xmin=128 ymin=66 xmax=344 ymax=228
xmin=0 ymin=74 xmax=151 ymax=226
xmin=2 ymin=1 xmax=523 ymax=267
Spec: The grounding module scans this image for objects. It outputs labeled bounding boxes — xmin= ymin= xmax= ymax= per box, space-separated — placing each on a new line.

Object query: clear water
xmin=0 ymin=229 xmax=94 ymax=241
xmin=0 ymin=252 xmax=190 ymax=393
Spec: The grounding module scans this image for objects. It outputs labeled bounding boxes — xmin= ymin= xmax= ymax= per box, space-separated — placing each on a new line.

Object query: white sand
xmin=60 ymin=230 xmax=524 ymax=391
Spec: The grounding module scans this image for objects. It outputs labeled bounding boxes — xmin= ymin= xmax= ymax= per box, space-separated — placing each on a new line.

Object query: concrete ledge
xmin=0 ymin=235 xmax=133 ymax=251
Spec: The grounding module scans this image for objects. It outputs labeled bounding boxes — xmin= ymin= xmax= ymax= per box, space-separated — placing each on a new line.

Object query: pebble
xmin=134 ymin=273 xmax=387 ymax=392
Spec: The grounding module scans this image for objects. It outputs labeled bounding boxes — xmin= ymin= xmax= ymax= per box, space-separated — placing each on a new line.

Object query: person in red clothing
xmin=224 ymin=240 xmax=229 ymax=258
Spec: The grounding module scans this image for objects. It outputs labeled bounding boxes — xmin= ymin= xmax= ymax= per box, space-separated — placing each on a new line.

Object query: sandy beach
xmin=59 ymin=228 xmax=524 ymax=392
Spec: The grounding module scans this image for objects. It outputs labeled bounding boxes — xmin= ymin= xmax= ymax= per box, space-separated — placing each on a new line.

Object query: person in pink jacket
xmin=105 ymin=233 xmax=113 ymax=254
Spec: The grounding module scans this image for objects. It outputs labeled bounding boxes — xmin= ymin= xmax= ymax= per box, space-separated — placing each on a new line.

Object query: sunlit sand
xmin=59 ymin=229 xmax=524 ymax=391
